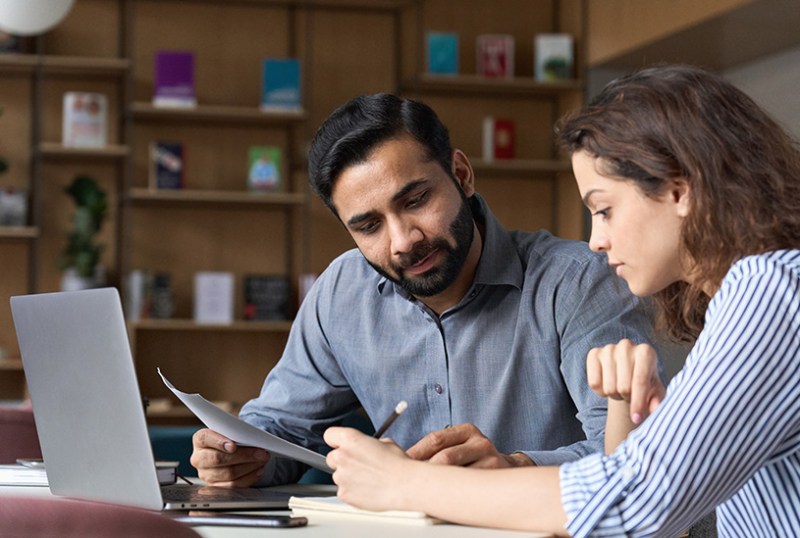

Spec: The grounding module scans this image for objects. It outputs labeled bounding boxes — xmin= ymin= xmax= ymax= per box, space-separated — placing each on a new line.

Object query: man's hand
xmin=405 ymin=423 xmax=532 ymax=468
xmin=190 ymin=428 xmax=270 ymax=487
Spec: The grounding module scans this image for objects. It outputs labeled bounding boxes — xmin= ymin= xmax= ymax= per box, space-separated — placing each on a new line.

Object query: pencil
xmin=373 ymin=400 xmax=408 ymax=438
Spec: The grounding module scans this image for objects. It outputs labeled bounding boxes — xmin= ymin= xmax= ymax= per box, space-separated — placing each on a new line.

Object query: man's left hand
xmin=405 ymin=423 xmax=532 ymax=468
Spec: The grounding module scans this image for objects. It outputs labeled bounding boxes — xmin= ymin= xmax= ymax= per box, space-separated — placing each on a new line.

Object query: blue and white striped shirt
xmin=560 ymin=250 xmax=800 ymax=537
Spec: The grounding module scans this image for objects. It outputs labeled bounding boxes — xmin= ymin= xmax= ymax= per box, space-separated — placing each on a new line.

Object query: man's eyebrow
xmin=391 ymin=179 xmax=428 ymax=204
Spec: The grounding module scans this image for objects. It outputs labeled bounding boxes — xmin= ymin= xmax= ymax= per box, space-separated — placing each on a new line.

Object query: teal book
xmin=426 ymin=32 xmax=458 ymax=74
xmin=260 ymin=58 xmax=301 ymax=111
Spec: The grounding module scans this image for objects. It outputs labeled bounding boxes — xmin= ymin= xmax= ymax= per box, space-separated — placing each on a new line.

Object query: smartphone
xmin=173 ymin=514 xmax=308 ymax=528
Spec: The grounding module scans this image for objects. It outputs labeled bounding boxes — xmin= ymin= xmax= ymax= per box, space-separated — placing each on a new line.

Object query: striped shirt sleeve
xmin=560 ymin=251 xmax=800 ymax=537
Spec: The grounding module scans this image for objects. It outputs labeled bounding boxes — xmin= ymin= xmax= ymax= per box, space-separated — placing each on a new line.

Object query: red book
xmin=476 ymin=34 xmax=514 ymax=79
xmin=482 ymin=117 xmax=515 ymax=161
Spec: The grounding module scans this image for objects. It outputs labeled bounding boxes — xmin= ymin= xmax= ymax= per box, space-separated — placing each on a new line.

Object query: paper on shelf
xmin=158 ymin=368 xmax=332 ymax=473
xmin=289 ymin=496 xmax=445 ymax=526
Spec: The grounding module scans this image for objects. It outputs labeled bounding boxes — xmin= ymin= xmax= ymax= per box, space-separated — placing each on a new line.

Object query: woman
xmin=322 ymin=64 xmax=800 ymax=537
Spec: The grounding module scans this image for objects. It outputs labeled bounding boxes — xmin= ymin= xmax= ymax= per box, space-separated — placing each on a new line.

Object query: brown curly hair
xmin=558 ymin=64 xmax=800 ymax=342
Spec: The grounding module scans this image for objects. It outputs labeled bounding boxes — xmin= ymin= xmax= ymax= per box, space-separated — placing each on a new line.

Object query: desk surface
xmin=0 ymin=483 xmax=552 ymax=538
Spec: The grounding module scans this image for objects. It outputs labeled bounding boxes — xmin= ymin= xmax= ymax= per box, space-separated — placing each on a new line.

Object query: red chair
xmin=0 ymin=496 xmax=200 ymax=537
xmin=0 ymin=404 xmax=42 ymax=463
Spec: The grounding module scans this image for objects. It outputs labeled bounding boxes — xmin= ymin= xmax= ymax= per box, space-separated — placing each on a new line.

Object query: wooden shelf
xmin=0 ymin=358 xmax=23 ymax=371
xmin=162 ymin=0 xmax=412 ymax=11
xmin=128 ymin=188 xmax=306 ymax=208
xmin=131 ymin=102 xmax=306 ymax=125
xmin=470 ymin=158 xmax=572 ymax=176
xmin=402 ymin=74 xmax=583 ymax=98
xmin=0 ymin=53 xmax=129 ymax=76
xmin=130 ymin=319 xmax=293 ymax=333
xmin=39 ymin=142 xmax=130 ymax=160
xmin=0 ymin=226 xmax=38 ymax=241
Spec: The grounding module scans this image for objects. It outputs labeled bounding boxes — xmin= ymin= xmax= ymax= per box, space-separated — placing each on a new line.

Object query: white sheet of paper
xmin=158 ymin=368 xmax=332 ymax=473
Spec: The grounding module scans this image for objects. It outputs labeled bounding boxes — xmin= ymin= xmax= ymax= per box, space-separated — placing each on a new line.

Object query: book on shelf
xmin=534 ymin=33 xmax=574 ymax=82
xmin=153 ymin=50 xmax=196 ymax=108
xmin=125 ymin=270 xmax=174 ymax=322
xmin=482 ymin=117 xmax=515 ymax=161
xmin=0 ymin=187 xmax=27 ymax=226
xmin=260 ymin=58 xmax=302 ymax=111
xmin=62 ymin=92 xmax=108 ymax=148
xmin=149 ymin=141 xmax=185 ymax=190
xmin=243 ymin=275 xmax=290 ymax=321
xmin=426 ymin=31 xmax=458 ymax=75
xmin=247 ymin=146 xmax=281 ymax=192
xmin=288 ymin=496 xmax=444 ymax=526
xmin=476 ymin=34 xmax=514 ymax=79
xmin=194 ymin=271 xmax=235 ymax=324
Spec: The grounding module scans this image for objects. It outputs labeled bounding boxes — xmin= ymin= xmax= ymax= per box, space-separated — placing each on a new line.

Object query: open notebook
xmin=289 ymin=496 xmax=445 ymax=525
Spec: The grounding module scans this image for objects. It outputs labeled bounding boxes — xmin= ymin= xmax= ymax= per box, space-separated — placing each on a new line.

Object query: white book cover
xmin=535 ymin=33 xmax=574 ymax=81
xmin=62 ymin=92 xmax=108 ymax=148
xmin=194 ymin=271 xmax=235 ymax=324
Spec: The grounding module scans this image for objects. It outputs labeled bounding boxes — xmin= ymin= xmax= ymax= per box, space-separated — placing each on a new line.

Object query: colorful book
xmin=62 ymin=92 xmax=108 ymax=148
xmin=482 ymin=117 xmax=515 ymax=161
xmin=534 ymin=34 xmax=574 ymax=82
xmin=244 ymin=275 xmax=290 ymax=321
xmin=153 ymin=50 xmax=196 ymax=108
xmin=260 ymin=58 xmax=301 ymax=111
xmin=149 ymin=141 xmax=185 ymax=190
xmin=426 ymin=32 xmax=458 ymax=75
xmin=476 ymin=34 xmax=514 ymax=79
xmin=247 ymin=146 xmax=281 ymax=192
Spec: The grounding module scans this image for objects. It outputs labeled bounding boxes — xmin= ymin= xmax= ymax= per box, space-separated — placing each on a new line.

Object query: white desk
xmin=0 ymin=483 xmax=551 ymax=538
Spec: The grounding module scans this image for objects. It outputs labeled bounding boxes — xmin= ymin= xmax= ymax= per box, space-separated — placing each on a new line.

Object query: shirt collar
xmin=375 ymin=192 xmax=523 ymax=295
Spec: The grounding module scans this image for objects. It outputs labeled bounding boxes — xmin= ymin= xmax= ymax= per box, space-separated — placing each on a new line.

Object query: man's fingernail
xmin=632 ymin=413 xmax=643 ymax=425
xmin=223 ymin=442 xmax=234 ymax=452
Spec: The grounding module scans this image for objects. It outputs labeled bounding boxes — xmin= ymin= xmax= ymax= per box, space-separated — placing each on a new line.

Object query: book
xmin=149 ymin=141 xmax=185 ymax=190
xmin=247 ymin=146 xmax=281 ymax=192
xmin=260 ymin=58 xmax=302 ymax=111
xmin=426 ymin=32 xmax=458 ymax=75
xmin=482 ymin=117 xmax=515 ymax=161
xmin=534 ymin=33 xmax=574 ymax=82
xmin=153 ymin=50 xmax=196 ymax=108
xmin=0 ymin=461 xmax=178 ymax=487
xmin=193 ymin=271 xmax=235 ymax=324
xmin=244 ymin=275 xmax=290 ymax=321
xmin=288 ymin=496 xmax=445 ymax=526
xmin=476 ymin=34 xmax=514 ymax=79
xmin=62 ymin=92 xmax=108 ymax=148
xmin=0 ymin=187 xmax=27 ymax=226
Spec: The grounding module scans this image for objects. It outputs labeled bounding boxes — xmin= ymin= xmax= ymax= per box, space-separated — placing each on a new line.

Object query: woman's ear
xmin=672 ymin=178 xmax=691 ymax=217
xmin=451 ymin=149 xmax=475 ymax=196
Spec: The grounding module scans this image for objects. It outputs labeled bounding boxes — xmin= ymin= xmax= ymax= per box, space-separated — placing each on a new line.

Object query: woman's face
xmin=572 ymin=150 xmax=691 ymax=297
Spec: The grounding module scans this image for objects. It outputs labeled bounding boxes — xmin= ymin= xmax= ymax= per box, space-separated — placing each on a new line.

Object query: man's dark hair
xmin=307 ymin=93 xmax=453 ymax=215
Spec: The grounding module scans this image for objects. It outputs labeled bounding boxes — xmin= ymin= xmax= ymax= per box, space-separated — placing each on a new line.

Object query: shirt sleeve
xmin=559 ymin=256 xmax=800 ymax=537
xmin=528 ymin=252 xmax=656 ymax=466
xmin=239 ymin=269 xmax=360 ymax=485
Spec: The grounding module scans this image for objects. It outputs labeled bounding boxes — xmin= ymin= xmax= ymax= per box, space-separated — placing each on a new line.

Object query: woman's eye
xmin=592 ymin=208 xmax=610 ymax=219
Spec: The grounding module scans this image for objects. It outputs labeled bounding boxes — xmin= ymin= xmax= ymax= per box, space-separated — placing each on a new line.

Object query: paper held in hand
xmin=158 ymin=368 xmax=332 ymax=473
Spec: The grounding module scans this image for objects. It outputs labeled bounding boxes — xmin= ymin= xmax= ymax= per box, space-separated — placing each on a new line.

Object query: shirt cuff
xmin=560 ymin=453 xmax=636 ymax=537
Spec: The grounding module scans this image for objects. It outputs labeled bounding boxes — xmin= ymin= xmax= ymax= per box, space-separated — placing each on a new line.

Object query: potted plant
xmin=58 ymin=175 xmax=107 ymax=291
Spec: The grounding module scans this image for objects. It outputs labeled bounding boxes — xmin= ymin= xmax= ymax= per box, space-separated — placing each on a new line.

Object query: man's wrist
xmin=505 ymin=452 xmax=535 ymax=467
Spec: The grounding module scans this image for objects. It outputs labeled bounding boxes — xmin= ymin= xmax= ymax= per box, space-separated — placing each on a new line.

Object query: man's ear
xmin=672 ymin=178 xmax=691 ymax=217
xmin=451 ymin=149 xmax=475 ymax=197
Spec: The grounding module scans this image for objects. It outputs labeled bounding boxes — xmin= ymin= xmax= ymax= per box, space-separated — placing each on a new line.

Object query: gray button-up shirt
xmin=240 ymin=194 xmax=653 ymax=485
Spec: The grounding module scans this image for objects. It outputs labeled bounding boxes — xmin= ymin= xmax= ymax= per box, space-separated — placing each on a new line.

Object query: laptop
xmin=10 ymin=287 xmax=293 ymax=511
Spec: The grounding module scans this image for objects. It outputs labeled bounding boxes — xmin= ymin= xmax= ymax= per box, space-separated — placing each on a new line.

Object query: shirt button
xmin=621 ymin=466 xmax=636 ymax=479
xmin=434 ymin=383 xmax=443 ymax=394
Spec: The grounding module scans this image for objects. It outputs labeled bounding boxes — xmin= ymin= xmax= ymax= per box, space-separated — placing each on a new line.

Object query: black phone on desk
xmin=173 ymin=513 xmax=308 ymax=528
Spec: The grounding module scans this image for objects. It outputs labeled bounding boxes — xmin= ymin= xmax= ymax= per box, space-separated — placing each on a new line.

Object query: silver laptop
xmin=10 ymin=287 xmax=291 ymax=511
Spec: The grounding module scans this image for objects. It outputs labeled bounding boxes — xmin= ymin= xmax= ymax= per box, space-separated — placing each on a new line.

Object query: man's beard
xmin=368 ymin=195 xmax=475 ymax=297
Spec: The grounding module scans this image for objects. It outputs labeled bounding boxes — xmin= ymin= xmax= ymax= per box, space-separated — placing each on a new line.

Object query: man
xmin=192 ymin=94 xmax=654 ymax=487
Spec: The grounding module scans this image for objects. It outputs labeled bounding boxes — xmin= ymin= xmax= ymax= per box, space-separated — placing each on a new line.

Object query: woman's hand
xmin=324 ymin=427 xmax=418 ymax=512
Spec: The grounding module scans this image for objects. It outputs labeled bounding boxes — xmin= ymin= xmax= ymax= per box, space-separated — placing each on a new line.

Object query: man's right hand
xmin=190 ymin=428 xmax=270 ymax=487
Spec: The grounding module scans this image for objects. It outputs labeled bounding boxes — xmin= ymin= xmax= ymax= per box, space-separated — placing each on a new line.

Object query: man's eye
xmin=358 ymin=221 xmax=380 ymax=234
xmin=407 ymin=191 xmax=429 ymax=208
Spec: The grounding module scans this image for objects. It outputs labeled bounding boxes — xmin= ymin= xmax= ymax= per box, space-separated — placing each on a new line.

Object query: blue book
xmin=426 ymin=32 xmax=458 ymax=75
xmin=260 ymin=58 xmax=302 ymax=111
